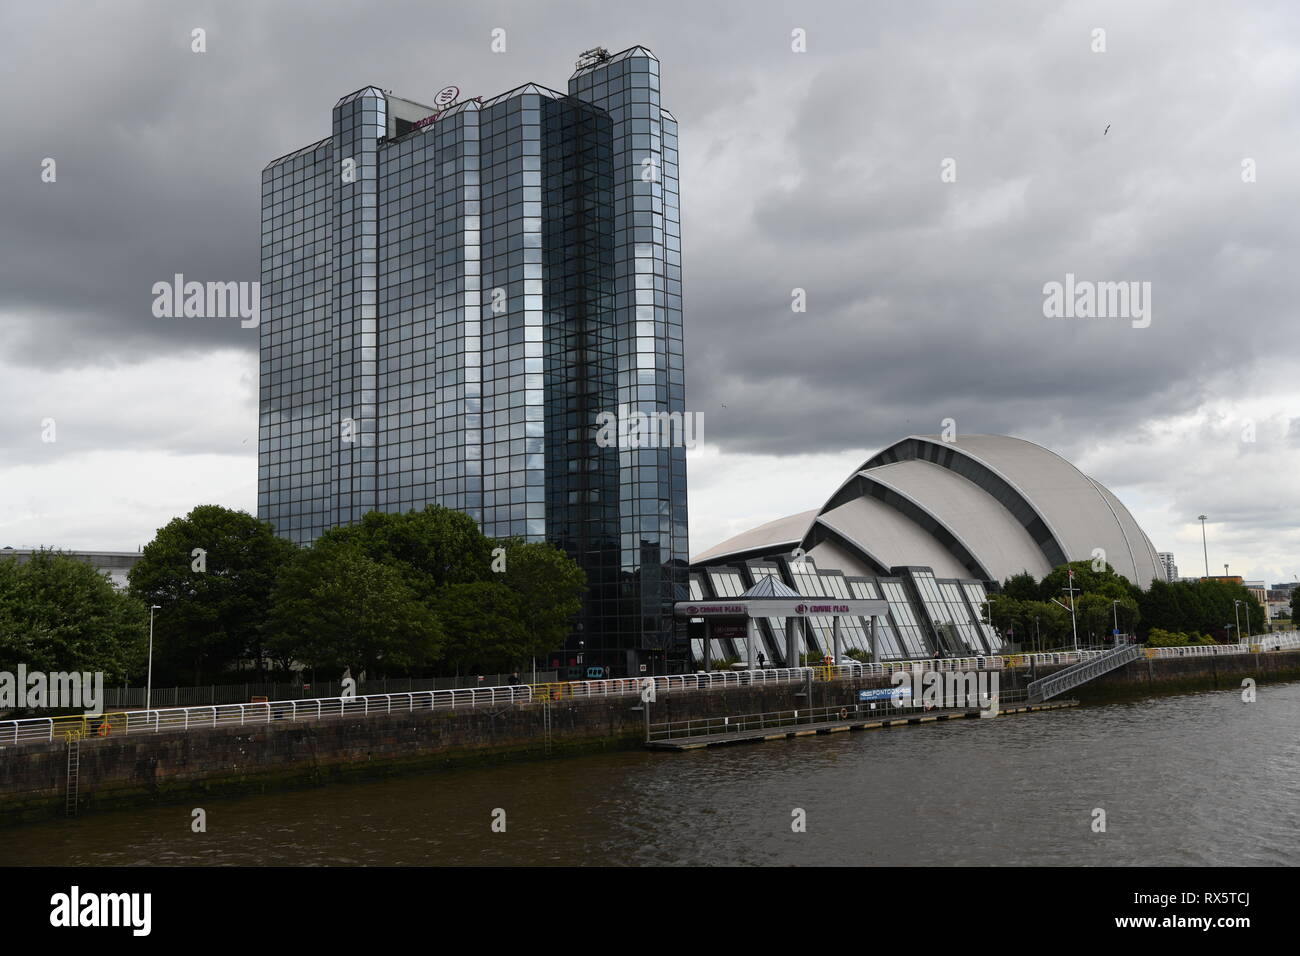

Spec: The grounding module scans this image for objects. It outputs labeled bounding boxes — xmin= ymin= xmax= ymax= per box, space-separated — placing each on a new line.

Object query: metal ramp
xmin=1027 ymin=644 xmax=1142 ymax=702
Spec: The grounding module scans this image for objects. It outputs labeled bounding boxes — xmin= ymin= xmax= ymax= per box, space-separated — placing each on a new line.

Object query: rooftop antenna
xmin=576 ymin=46 xmax=611 ymax=70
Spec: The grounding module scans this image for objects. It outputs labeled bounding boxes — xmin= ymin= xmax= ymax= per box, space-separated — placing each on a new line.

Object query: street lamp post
xmin=1111 ymin=600 xmax=1121 ymax=644
xmin=147 ymin=605 xmax=161 ymax=711
xmin=1233 ymin=600 xmax=1244 ymax=644
xmin=1198 ymin=515 xmax=1209 ymax=577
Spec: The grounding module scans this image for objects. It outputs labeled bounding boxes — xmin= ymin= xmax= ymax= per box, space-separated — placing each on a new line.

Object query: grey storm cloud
xmin=2 ymin=0 xmax=1298 ymax=470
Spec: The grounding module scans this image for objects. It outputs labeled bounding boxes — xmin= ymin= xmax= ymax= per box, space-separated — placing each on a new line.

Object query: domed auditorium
xmin=686 ymin=434 xmax=1161 ymax=667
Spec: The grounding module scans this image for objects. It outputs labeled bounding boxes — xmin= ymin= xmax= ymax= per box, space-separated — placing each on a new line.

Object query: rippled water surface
xmin=4 ymin=684 xmax=1298 ymax=866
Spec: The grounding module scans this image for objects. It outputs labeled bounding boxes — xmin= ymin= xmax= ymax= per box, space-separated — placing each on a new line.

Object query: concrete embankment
xmin=2 ymin=651 xmax=1297 ymax=824
xmin=1043 ymin=648 xmax=1300 ymax=702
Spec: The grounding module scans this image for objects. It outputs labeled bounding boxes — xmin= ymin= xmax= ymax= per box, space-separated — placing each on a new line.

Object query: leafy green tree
xmin=1001 ymin=572 xmax=1040 ymax=602
xmin=127 ymin=505 xmax=297 ymax=683
xmin=321 ymin=509 xmax=587 ymax=672
xmin=1021 ymin=600 xmax=1072 ymax=649
xmin=985 ymin=594 xmax=1023 ymax=645
xmin=1199 ymin=579 xmax=1264 ymax=640
xmin=1146 ymin=628 xmax=1191 ymax=647
xmin=1138 ymin=579 xmax=1187 ymax=634
xmin=1039 ymin=561 xmax=1135 ymax=603
xmin=320 ymin=506 xmax=494 ymax=602
xmin=435 ymin=581 xmax=525 ymax=674
xmin=1169 ymin=581 xmax=1208 ymax=633
xmin=1077 ymin=593 xmax=1139 ymax=641
xmin=498 ymin=538 xmax=585 ymax=662
xmin=1291 ymin=587 xmax=1300 ymax=624
xmin=267 ymin=540 xmax=443 ymax=677
xmin=0 ymin=551 xmax=147 ymax=682
xmin=987 ymin=595 xmax=1073 ymax=649
xmin=1137 ymin=578 xmax=1262 ymax=641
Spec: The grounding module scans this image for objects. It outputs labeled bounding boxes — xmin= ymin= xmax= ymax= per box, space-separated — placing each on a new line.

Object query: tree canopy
xmin=0 ymin=550 xmax=146 ymax=682
xmin=2 ymin=503 xmax=589 ymax=690
xmin=317 ymin=506 xmax=494 ymax=602
xmin=1138 ymin=578 xmax=1264 ymax=640
xmin=267 ymin=539 xmax=443 ymax=676
xmin=435 ymin=581 xmax=527 ymax=674
xmin=127 ymin=504 xmax=297 ymax=683
xmin=999 ymin=561 xmax=1268 ymax=644
xmin=498 ymin=537 xmax=586 ymax=664
xmin=266 ymin=507 xmax=587 ymax=678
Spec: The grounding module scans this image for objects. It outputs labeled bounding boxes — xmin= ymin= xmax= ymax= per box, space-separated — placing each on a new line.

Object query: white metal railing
xmin=817 ymin=648 xmax=1109 ymax=681
xmin=0 ymin=685 xmax=534 ymax=746
xmin=2 ymin=632 xmax=1296 ymax=748
xmin=1145 ymin=632 xmax=1300 ymax=657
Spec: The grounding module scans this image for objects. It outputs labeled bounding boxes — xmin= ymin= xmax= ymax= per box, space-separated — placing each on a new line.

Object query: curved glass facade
xmin=686 ymin=554 xmax=996 ymax=666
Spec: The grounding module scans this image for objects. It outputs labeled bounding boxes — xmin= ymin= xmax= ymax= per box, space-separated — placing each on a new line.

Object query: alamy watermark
xmin=890 ymin=668 xmax=1000 ymax=716
xmin=595 ymin=406 xmax=703 ymax=449
xmin=1042 ymin=273 xmax=1151 ymax=329
xmin=151 ymin=274 xmax=259 ymax=328
xmin=50 ymin=886 xmax=151 ymax=936
xmin=0 ymin=666 xmax=104 ymax=716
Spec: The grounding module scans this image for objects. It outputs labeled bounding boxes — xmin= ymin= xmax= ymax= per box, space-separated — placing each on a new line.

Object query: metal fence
xmin=3 ymin=633 xmax=1297 ymax=748
xmin=99 ymin=672 xmax=560 ymax=709
xmin=1144 ymin=632 xmax=1300 ymax=657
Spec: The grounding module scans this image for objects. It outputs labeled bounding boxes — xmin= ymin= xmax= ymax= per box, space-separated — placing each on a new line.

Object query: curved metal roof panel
xmin=816 ymin=495 xmax=970 ymax=579
xmin=909 ymin=435 xmax=1151 ymax=585
xmin=690 ymin=509 xmax=815 ymax=564
xmin=862 ymin=459 xmax=1054 ymax=582
xmin=1088 ymin=478 xmax=1162 ymax=587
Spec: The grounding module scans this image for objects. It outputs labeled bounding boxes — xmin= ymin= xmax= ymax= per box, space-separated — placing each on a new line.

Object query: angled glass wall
xmin=260 ymin=139 xmax=333 ymax=545
xmin=879 ymin=579 xmax=930 ymax=657
xmin=330 ymin=89 xmax=385 ymax=527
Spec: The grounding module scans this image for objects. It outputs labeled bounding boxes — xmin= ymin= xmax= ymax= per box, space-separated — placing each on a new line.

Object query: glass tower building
xmin=259 ymin=47 xmax=688 ymax=676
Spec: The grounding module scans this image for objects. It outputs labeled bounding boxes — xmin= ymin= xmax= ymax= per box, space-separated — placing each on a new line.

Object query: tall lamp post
xmin=981 ymin=599 xmax=998 ymax=652
xmin=1197 ymin=515 xmax=1209 ymax=577
xmin=1111 ymin=600 xmax=1121 ymax=644
xmin=1233 ymin=600 xmax=1244 ymax=644
xmin=147 ymin=604 xmax=161 ymax=710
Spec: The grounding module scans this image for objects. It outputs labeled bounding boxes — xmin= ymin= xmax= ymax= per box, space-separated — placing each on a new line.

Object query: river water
xmin=5 ymin=684 xmax=1298 ymax=866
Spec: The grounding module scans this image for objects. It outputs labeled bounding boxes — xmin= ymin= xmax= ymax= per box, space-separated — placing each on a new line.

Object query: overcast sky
xmin=2 ymin=0 xmax=1298 ymax=586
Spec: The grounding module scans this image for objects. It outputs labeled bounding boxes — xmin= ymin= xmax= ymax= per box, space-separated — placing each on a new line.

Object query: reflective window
xmin=261 ymin=55 xmax=687 ymax=673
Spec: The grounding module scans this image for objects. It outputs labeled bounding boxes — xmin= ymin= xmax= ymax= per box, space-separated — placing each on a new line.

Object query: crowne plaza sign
xmin=675 ymin=598 xmax=889 ymax=619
